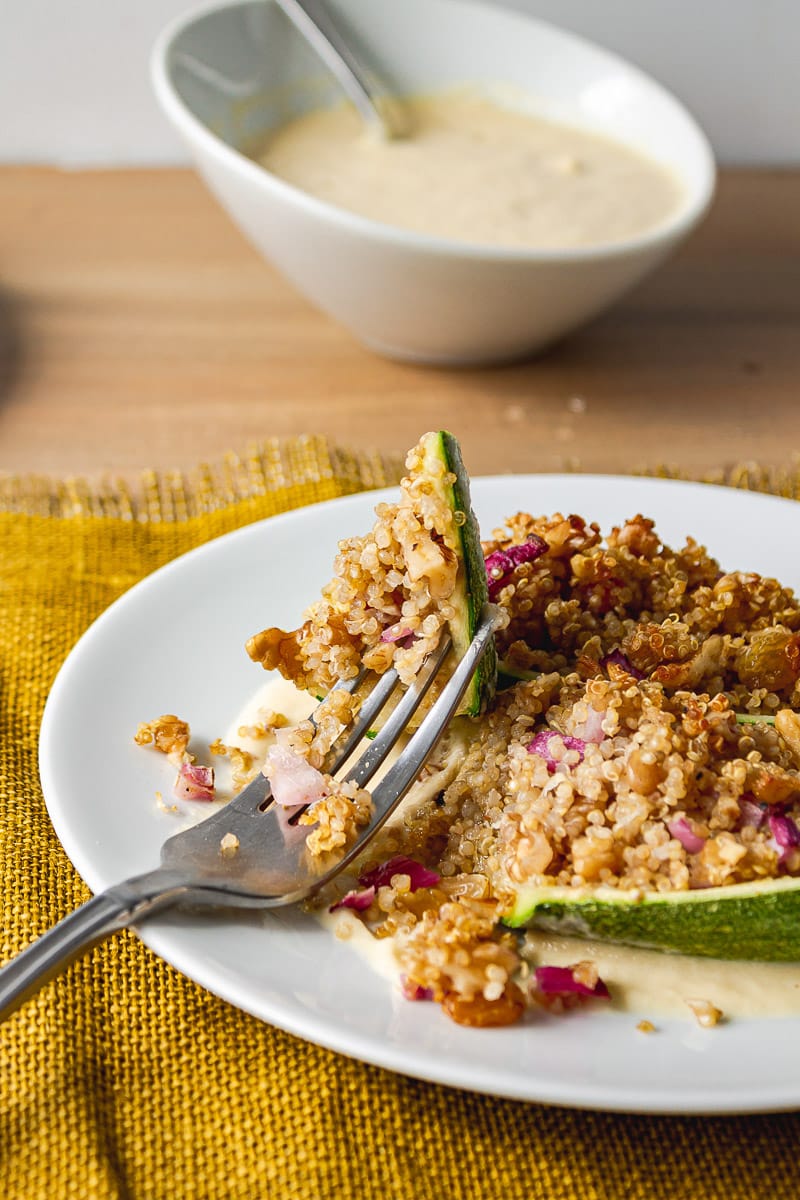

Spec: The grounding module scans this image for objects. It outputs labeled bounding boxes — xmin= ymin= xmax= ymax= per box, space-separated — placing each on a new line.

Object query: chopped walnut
xmin=749 ymin=763 xmax=800 ymax=806
xmin=245 ymin=624 xmax=310 ymax=682
xmin=775 ymin=709 xmax=800 ymax=768
xmin=134 ymin=715 xmax=190 ymax=759
xmin=607 ymin=515 xmax=660 ymax=560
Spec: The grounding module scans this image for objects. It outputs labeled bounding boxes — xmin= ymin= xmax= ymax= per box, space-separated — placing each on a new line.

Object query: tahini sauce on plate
xmin=254 ymin=89 xmax=683 ymax=250
xmin=228 ymin=675 xmax=800 ymax=1021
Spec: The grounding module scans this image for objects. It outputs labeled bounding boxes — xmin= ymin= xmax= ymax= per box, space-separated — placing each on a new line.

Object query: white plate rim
xmin=38 ymin=474 xmax=800 ymax=1114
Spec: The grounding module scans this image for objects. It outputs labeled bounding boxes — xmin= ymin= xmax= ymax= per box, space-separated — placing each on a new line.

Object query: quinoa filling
xmin=315 ymin=505 xmax=800 ymax=1025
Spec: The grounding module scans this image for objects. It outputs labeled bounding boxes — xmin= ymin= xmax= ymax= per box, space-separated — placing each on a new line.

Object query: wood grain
xmin=0 ymin=166 xmax=798 ymax=483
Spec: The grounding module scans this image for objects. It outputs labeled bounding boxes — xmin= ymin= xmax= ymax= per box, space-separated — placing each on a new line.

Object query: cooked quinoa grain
xmin=299 ymin=783 xmax=372 ymax=856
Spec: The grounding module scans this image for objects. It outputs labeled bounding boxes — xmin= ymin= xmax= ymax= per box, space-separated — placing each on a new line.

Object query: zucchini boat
xmin=505 ymin=877 xmax=800 ymax=961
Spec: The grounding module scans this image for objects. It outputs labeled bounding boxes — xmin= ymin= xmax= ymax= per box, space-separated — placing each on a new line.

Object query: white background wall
xmin=1 ymin=0 xmax=797 ymax=166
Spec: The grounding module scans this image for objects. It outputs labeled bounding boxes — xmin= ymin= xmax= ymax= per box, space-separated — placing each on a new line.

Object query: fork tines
xmin=301 ymin=605 xmax=501 ymax=855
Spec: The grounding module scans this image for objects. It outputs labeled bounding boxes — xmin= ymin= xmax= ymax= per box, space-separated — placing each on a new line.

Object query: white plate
xmin=40 ymin=475 xmax=800 ymax=1114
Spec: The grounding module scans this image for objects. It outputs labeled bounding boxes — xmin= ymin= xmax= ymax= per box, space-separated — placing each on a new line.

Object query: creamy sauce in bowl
xmin=253 ymin=89 xmax=684 ymax=250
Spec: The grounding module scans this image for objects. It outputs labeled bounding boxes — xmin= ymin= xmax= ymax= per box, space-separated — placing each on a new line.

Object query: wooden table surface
xmin=0 ymin=166 xmax=797 ymax=485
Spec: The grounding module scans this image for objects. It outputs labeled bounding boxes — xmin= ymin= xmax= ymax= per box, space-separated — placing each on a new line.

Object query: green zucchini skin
xmin=504 ymin=878 xmax=800 ymax=961
xmin=422 ymin=430 xmax=496 ymax=716
xmin=497 ymin=660 xmax=539 ymax=687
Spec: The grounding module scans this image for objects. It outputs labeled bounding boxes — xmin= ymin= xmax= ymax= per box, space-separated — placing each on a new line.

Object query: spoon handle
xmin=273 ymin=0 xmax=391 ymax=135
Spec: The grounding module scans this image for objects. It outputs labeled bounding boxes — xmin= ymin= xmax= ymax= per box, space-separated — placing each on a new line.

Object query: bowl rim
xmin=151 ymin=0 xmax=717 ymax=264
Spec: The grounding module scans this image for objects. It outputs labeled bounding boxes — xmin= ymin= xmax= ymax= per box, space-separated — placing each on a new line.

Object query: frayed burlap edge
xmin=2 ymin=439 xmax=800 ymax=520
xmin=0 ymin=437 xmax=405 ymax=521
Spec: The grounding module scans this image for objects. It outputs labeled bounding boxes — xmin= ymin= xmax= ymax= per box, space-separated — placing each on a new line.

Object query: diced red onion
xmin=263 ymin=745 xmax=328 ymax=808
xmin=485 ymin=536 xmax=547 ymax=599
xmin=173 ymin=761 xmax=215 ymax=802
xmin=668 ymin=817 xmax=706 ymax=854
xmin=358 ymin=855 xmax=440 ymax=891
xmin=570 ymin=706 xmax=607 ymax=744
xmin=769 ymin=813 xmax=800 ymax=864
xmin=601 ymin=649 xmax=645 ymax=680
xmin=526 ymin=730 xmax=587 ymax=774
xmin=380 ymin=624 xmax=415 ymax=644
xmin=400 ymin=975 xmax=434 ymax=1001
xmin=534 ymin=965 xmax=610 ymax=999
xmin=329 ymin=885 xmax=376 ymax=913
xmin=739 ymin=795 xmax=768 ymax=828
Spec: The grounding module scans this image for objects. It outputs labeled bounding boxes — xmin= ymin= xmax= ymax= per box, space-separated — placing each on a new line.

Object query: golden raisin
xmin=735 ymin=629 xmax=800 ymax=693
xmin=441 ymin=982 xmax=525 ymax=1027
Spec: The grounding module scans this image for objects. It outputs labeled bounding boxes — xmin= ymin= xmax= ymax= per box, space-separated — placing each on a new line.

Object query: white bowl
xmin=152 ymin=0 xmax=715 ymax=366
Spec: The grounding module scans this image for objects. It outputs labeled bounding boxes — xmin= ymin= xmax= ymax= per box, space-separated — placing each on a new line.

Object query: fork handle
xmin=0 ymin=868 xmax=190 ymax=1022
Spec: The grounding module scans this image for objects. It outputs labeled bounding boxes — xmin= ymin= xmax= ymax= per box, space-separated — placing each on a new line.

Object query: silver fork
xmin=0 ymin=605 xmax=501 ymax=1020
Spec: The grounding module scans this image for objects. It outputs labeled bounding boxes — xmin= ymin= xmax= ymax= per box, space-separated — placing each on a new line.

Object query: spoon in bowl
xmin=272 ymin=0 xmax=406 ymax=138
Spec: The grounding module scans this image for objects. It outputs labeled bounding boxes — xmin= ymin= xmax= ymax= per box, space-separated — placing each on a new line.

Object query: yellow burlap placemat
xmin=2 ymin=436 xmax=800 ymax=1200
